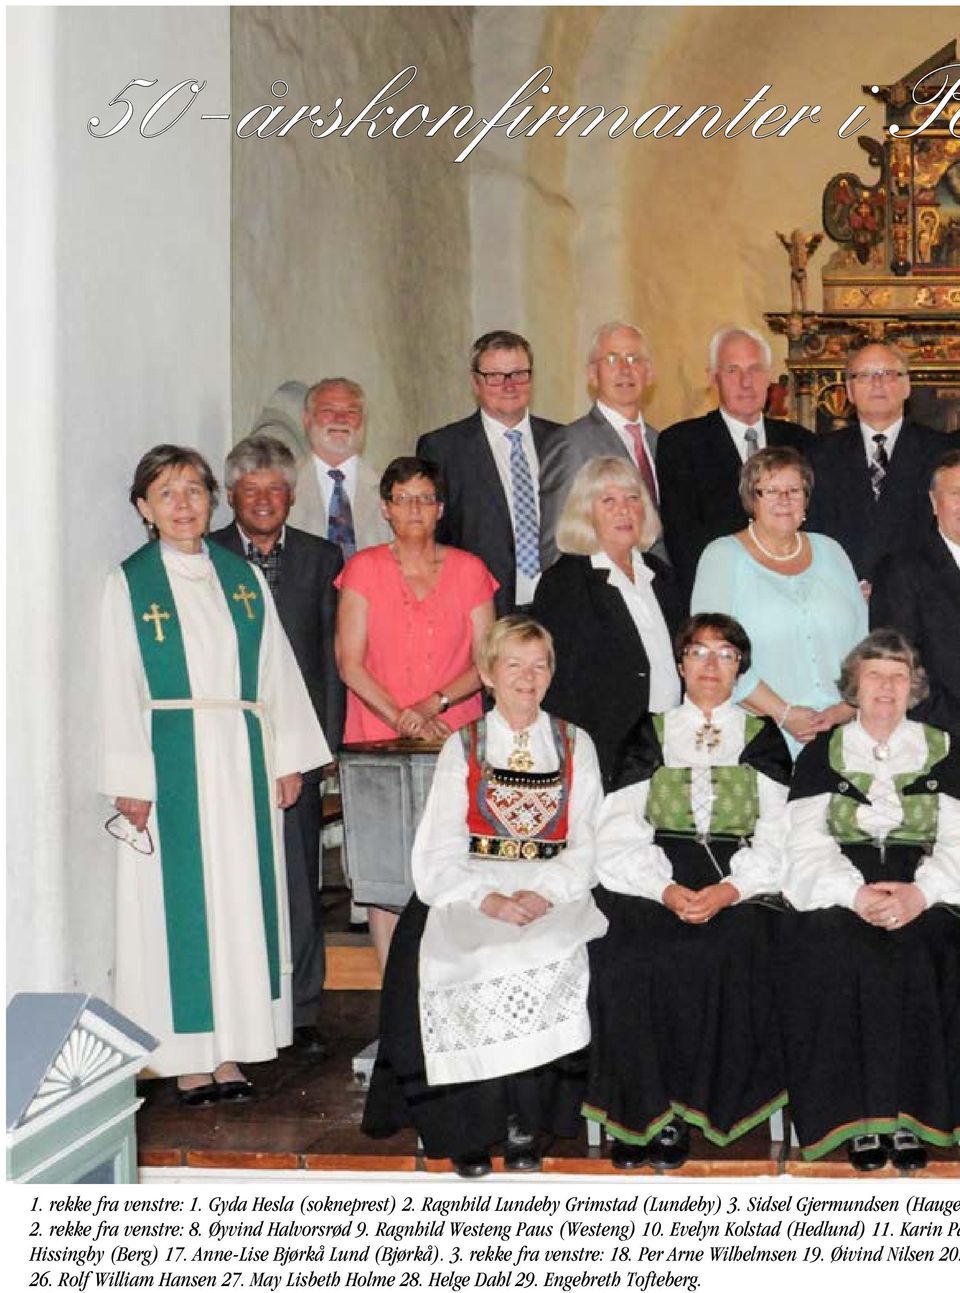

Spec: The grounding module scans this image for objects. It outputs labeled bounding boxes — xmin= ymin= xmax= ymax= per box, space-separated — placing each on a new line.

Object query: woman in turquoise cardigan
xmin=691 ymin=445 xmax=867 ymax=755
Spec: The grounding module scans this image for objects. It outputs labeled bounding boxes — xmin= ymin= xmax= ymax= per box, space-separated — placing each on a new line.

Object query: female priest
xmin=98 ymin=445 xmax=330 ymax=1105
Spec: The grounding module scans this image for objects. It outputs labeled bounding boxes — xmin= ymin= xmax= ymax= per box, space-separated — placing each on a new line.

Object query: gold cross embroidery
xmin=233 ymin=583 xmax=258 ymax=620
xmin=142 ymin=603 xmax=171 ymax=643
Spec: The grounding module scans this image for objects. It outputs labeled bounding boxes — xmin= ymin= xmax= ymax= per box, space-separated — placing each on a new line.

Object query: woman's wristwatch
xmin=435 ymin=691 xmax=452 ymax=713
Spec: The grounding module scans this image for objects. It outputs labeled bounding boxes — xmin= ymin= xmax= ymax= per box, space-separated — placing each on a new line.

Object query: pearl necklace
xmin=748 ymin=521 xmax=802 ymax=563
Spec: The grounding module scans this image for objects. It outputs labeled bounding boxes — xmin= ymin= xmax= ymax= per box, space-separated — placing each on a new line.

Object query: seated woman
xmin=585 ymin=613 xmax=792 ymax=1170
xmin=781 ymin=628 xmax=960 ymax=1171
xmin=533 ymin=456 xmax=683 ymax=790
xmin=362 ymin=616 xmax=608 ymax=1177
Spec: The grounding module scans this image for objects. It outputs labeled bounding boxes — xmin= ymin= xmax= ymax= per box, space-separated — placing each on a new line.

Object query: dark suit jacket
xmin=656 ymin=410 xmax=812 ymax=597
xmin=870 ymin=528 xmax=960 ymax=735
xmin=531 ymin=552 xmax=684 ymax=789
xmin=806 ymin=418 xmax=948 ymax=583
xmin=416 ymin=410 xmax=559 ymax=615
xmin=538 ymin=403 xmax=661 ymax=570
xmin=209 ymin=523 xmax=345 ymax=758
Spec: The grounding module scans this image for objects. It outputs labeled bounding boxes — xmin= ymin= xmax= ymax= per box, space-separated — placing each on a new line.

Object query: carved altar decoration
xmin=765 ymin=42 xmax=960 ymax=434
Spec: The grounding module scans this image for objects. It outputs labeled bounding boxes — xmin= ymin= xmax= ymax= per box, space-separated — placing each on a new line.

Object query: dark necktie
xmin=327 ymin=469 xmax=356 ymax=558
xmin=624 ymin=423 xmax=658 ymax=502
xmin=870 ymin=434 xmax=889 ymax=500
xmin=245 ymin=541 xmax=282 ymax=599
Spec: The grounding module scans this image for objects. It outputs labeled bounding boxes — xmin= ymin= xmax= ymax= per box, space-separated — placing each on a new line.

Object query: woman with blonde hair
xmin=533 ymin=456 xmax=683 ymax=789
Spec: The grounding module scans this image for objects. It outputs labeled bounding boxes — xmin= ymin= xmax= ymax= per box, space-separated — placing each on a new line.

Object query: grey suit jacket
xmin=538 ymin=403 xmax=660 ymax=569
xmin=288 ymin=453 xmax=392 ymax=550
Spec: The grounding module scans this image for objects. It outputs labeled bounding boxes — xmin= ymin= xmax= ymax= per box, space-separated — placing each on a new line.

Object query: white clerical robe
xmin=414 ymin=709 xmax=608 ymax=1085
xmin=98 ymin=544 xmax=330 ymax=1076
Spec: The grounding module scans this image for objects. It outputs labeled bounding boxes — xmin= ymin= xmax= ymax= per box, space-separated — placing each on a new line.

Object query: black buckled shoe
xmin=887 ymin=1130 xmax=927 ymax=1172
xmin=452 ymin=1150 xmax=492 ymax=1179
xmin=610 ymin=1139 xmax=648 ymax=1171
xmin=847 ymin=1133 xmax=888 ymax=1171
xmin=216 ymin=1078 xmax=256 ymax=1103
xmin=504 ymin=1116 xmax=542 ymax=1172
xmin=647 ymin=1119 xmax=690 ymax=1171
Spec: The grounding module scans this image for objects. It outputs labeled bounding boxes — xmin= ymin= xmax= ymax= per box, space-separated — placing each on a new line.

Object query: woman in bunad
xmin=99 ymin=445 xmax=330 ymax=1104
xmin=363 ymin=615 xmax=608 ymax=1177
xmin=780 ymin=628 xmax=960 ymax=1172
xmin=584 ymin=612 xmax=792 ymax=1171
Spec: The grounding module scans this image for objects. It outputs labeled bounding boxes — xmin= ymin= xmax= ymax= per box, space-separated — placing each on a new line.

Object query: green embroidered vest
xmin=826 ymin=724 xmax=946 ymax=845
xmin=644 ymin=713 xmax=764 ymax=837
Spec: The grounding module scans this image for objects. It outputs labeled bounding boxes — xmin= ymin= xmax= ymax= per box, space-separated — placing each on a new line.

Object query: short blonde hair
xmin=556 ymin=456 xmax=662 ymax=555
xmin=739 ymin=445 xmax=814 ymax=517
xmin=477 ymin=615 xmax=555 ymax=682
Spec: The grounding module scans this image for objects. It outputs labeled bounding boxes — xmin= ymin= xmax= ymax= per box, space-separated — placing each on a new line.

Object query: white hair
xmin=588 ymin=320 xmax=651 ymax=364
xmin=708 ymin=326 xmax=772 ymax=374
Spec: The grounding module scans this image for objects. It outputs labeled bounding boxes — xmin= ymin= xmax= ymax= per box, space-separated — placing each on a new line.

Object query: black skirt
xmin=777 ymin=893 xmax=960 ymax=1160
xmin=584 ymin=837 xmax=787 ymax=1147
xmin=362 ymin=897 xmax=587 ymax=1160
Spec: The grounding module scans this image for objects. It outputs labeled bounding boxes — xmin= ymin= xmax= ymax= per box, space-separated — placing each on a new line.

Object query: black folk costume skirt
xmin=584 ymin=836 xmax=787 ymax=1148
xmin=362 ymin=897 xmax=588 ymax=1160
xmin=776 ymin=843 xmax=960 ymax=1160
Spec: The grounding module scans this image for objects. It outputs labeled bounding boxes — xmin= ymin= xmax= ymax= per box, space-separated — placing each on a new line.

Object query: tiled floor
xmin=136 ymin=988 xmax=959 ymax=1179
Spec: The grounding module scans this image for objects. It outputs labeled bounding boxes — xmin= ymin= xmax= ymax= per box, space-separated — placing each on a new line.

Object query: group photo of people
xmin=99 ymin=321 xmax=960 ymax=1178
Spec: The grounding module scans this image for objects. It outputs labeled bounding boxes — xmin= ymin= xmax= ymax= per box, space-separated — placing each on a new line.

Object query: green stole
xmin=121 ymin=541 xmax=280 ymax=1033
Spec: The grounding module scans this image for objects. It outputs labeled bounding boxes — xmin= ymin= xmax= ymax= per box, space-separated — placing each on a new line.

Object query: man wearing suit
xmin=288 ymin=377 xmax=391 ymax=555
xmin=806 ymin=342 xmax=948 ymax=589
xmin=871 ymin=449 xmax=960 ymax=734
xmin=210 ymin=435 xmax=345 ymax=1059
xmin=539 ymin=321 xmax=661 ymax=570
xmin=416 ymin=330 xmax=559 ymax=616
xmin=656 ymin=326 xmax=812 ymax=598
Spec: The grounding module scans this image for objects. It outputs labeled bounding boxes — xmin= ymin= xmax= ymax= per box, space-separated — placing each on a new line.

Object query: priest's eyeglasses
xmin=682 ymin=644 xmax=741 ymax=665
xmin=104 ymin=813 xmax=155 ymax=855
xmin=474 ymin=368 xmax=532 ymax=387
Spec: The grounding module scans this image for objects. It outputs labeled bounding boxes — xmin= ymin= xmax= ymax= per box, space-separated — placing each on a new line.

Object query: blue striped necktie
xmin=327 ymin=469 xmax=356 ymax=558
xmin=505 ymin=428 xmax=540 ymax=579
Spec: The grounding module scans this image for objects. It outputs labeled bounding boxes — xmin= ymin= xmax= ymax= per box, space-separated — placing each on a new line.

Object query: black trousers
xmin=283 ymin=779 xmax=325 ymax=1027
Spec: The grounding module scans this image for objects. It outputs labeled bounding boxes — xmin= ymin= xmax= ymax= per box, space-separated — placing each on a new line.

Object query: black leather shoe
xmin=611 ymin=1139 xmax=648 ymax=1171
xmin=887 ymin=1130 xmax=927 ymax=1172
xmin=176 ymin=1082 xmax=219 ymax=1107
xmin=216 ymin=1079 xmax=256 ymax=1103
xmin=504 ymin=1116 xmax=542 ymax=1172
xmin=847 ymin=1133 xmax=888 ymax=1171
xmin=647 ymin=1119 xmax=690 ymax=1171
xmin=291 ymin=1026 xmax=330 ymax=1060
xmin=452 ymin=1151 xmax=492 ymax=1179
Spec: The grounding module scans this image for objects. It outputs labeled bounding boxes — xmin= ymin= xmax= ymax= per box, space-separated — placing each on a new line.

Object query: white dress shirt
xmin=480 ymin=409 xmax=541 ymax=604
xmin=719 ymin=409 xmax=767 ymax=461
xmin=784 ymin=717 xmax=960 ymax=911
xmin=590 ymin=550 xmax=680 ymax=713
xmin=941 ymin=529 xmax=960 ymax=572
xmin=859 ymin=416 xmax=903 ymax=465
xmin=312 ymin=452 xmax=359 ymax=514
xmin=596 ymin=400 xmax=659 ymax=502
xmin=596 ymin=697 xmax=789 ymax=902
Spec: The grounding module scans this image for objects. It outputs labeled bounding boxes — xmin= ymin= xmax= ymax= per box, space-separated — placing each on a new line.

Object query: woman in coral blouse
xmin=335 ymin=456 xmax=497 ymax=965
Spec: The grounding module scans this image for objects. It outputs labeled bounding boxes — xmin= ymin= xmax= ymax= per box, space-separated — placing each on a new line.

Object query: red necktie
xmin=625 ymin=423 xmax=658 ymax=502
